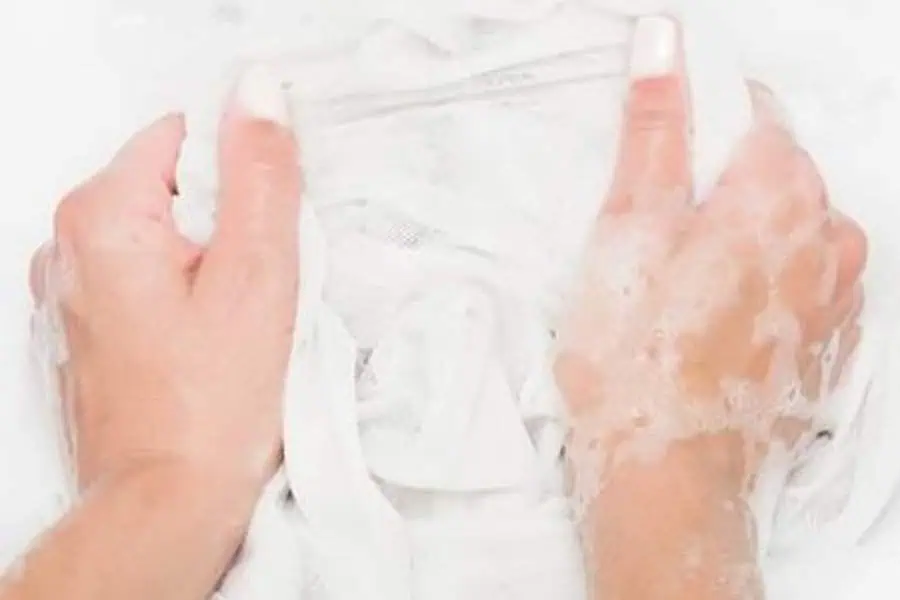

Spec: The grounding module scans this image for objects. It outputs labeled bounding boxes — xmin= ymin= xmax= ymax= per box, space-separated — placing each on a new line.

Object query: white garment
xmin=32 ymin=0 xmax=900 ymax=598
xmin=169 ymin=3 xmax=756 ymax=599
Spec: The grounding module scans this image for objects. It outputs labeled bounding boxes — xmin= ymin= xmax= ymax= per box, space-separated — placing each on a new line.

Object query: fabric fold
xmin=37 ymin=1 xmax=894 ymax=599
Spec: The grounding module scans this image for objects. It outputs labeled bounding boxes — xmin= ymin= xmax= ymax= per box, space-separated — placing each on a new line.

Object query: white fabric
xmin=169 ymin=3 xmax=756 ymax=599
xmin=30 ymin=0 xmax=900 ymax=598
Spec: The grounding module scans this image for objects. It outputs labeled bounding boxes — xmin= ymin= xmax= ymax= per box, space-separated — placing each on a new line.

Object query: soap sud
xmin=4 ymin=0 xmax=899 ymax=598
xmin=559 ymin=190 xmax=846 ymax=514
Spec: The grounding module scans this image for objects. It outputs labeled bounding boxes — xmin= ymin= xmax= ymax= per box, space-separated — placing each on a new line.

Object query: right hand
xmin=555 ymin=39 xmax=867 ymax=498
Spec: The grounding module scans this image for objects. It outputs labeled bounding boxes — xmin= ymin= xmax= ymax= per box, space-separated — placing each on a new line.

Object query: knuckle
xmin=53 ymin=174 xmax=111 ymax=239
xmin=231 ymin=245 xmax=298 ymax=293
xmin=837 ymin=214 xmax=868 ymax=248
xmin=246 ymin=160 xmax=297 ymax=202
xmin=791 ymin=149 xmax=828 ymax=208
xmin=53 ymin=189 xmax=87 ymax=237
xmin=245 ymin=122 xmax=297 ymax=171
xmin=626 ymin=104 xmax=682 ymax=135
xmin=849 ymin=227 xmax=869 ymax=269
xmin=626 ymin=78 xmax=686 ymax=132
xmin=835 ymin=217 xmax=869 ymax=281
xmin=737 ymin=141 xmax=825 ymax=222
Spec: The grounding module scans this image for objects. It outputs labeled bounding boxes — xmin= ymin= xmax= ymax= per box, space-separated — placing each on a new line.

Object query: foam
xmin=12 ymin=0 xmax=900 ymax=598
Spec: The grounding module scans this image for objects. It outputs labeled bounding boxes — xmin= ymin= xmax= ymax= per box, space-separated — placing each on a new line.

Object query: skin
xmin=0 ymin=81 xmax=301 ymax=600
xmin=0 ymin=31 xmax=867 ymax=600
xmin=555 ymin=30 xmax=867 ymax=600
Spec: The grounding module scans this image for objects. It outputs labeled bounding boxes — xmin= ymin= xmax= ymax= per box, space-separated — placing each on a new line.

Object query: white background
xmin=1 ymin=0 xmax=900 ymax=597
xmin=0 ymin=0 xmax=133 ymax=563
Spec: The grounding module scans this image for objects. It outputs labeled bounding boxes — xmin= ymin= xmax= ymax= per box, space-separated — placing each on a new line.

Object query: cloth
xmin=170 ymin=3 xmax=758 ymax=599
xmin=30 ymin=0 xmax=900 ymax=598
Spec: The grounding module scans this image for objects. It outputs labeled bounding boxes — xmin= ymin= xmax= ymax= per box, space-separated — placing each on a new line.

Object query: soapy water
xmin=27 ymin=83 xmax=782 ymax=600
xmin=556 ymin=156 xmax=858 ymax=532
xmin=30 ymin=93 xmax=854 ymax=600
xmin=8 ymin=0 xmax=900 ymax=598
xmin=30 ymin=245 xmax=78 ymax=501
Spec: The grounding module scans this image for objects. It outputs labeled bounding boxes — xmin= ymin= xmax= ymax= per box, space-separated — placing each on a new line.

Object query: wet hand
xmin=30 ymin=69 xmax=302 ymax=504
xmin=555 ymin=24 xmax=867 ymax=498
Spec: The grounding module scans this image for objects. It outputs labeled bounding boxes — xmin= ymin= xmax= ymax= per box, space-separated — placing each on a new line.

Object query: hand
xmin=29 ymin=70 xmax=302 ymax=505
xmin=555 ymin=27 xmax=867 ymax=502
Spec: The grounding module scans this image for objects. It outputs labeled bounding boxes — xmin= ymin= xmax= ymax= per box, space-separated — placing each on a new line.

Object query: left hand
xmin=29 ymin=71 xmax=302 ymax=506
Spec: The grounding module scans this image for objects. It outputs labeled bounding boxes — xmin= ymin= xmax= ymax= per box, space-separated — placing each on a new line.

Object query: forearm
xmin=577 ymin=438 xmax=764 ymax=600
xmin=0 ymin=463 xmax=255 ymax=600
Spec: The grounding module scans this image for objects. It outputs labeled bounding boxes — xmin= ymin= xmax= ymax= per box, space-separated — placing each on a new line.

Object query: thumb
xmin=605 ymin=16 xmax=692 ymax=214
xmin=197 ymin=65 xmax=303 ymax=303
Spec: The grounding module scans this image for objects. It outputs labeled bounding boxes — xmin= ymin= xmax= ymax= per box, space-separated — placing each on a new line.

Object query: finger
xmin=828 ymin=321 xmax=863 ymax=392
xmin=835 ymin=285 xmax=864 ymax=333
xmin=198 ymin=65 xmax=302 ymax=298
xmin=830 ymin=211 xmax=868 ymax=293
xmin=29 ymin=242 xmax=54 ymax=305
xmin=706 ymin=133 xmax=825 ymax=233
xmin=108 ymin=113 xmax=186 ymax=199
xmin=802 ymin=295 xmax=864 ymax=404
xmin=711 ymin=81 xmax=801 ymax=194
xmin=605 ymin=16 xmax=691 ymax=214
xmin=771 ymin=416 xmax=813 ymax=453
xmin=52 ymin=114 xmax=187 ymax=256
xmin=746 ymin=80 xmax=793 ymax=133
xmin=802 ymin=285 xmax=862 ymax=382
xmin=815 ymin=284 xmax=864 ymax=343
xmin=775 ymin=235 xmax=832 ymax=318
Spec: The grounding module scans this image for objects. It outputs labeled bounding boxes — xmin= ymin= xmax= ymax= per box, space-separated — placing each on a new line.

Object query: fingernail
xmin=234 ymin=64 xmax=292 ymax=127
xmin=629 ymin=16 xmax=678 ymax=80
xmin=747 ymin=80 xmax=794 ymax=132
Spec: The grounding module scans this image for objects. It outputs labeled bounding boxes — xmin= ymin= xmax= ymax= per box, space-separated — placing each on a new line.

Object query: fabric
xmin=32 ymin=0 xmax=900 ymax=598
xmin=171 ymin=3 xmax=757 ymax=599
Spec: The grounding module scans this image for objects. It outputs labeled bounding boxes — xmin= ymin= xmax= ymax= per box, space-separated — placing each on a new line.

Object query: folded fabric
xmin=31 ymin=0 xmax=899 ymax=598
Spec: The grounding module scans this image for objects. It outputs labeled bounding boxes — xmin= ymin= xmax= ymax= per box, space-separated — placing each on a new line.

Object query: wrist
xmin=577 ymin=439 xmax=762 ymax=599
xmin=8 ymin=456 xmax=262 ymax=600
xmin=580 ymin=434 xmax=747 ymax=512
xmin=95 ymin=457 xmax=262 ymax=545
xmin=566 ymin=423 xmax=748 ymax=504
